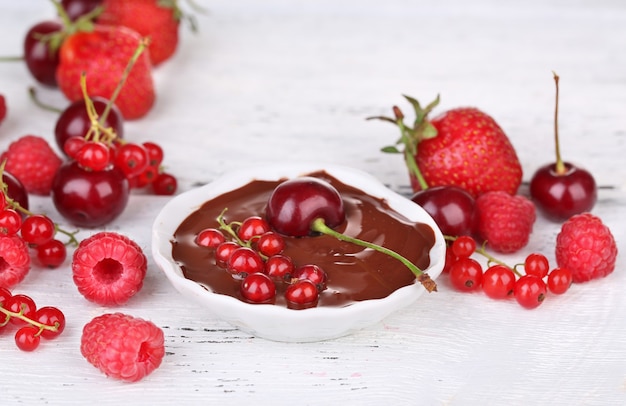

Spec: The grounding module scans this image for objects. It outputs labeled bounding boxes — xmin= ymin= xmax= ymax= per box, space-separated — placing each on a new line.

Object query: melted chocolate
xmin=171 ymin=171 xmax=435 ymax=308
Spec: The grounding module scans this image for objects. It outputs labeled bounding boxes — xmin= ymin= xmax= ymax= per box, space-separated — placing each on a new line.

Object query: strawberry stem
xmin=552 ymin=71 xmax=566 ymax=175
xmin=311 ymin=218 xmax=437 ymax=292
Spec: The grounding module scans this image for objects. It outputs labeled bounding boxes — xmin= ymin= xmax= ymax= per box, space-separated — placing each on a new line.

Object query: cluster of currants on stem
xmin=0 ymin=288 xmax=66 ymax=351
xmin=196 ymin=210 xmax=328 ymax=309
xmin=445 ymin=235 xmax=573 ymax=309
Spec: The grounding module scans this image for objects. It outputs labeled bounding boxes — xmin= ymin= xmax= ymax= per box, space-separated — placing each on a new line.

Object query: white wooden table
xmin=1 ymin=1 xmax=624 ymax=404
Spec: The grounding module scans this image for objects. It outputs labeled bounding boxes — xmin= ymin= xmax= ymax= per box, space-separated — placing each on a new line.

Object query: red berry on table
xmin=555 ymin=213 xmax=617 ymax=283
xmin=51 ymin=160 xmax=130 ymax=227
xmin=114 ymin=142 xmax=148 ymax=177
xmin=15 ymin=325 xmax=41 ymax=351
xmin=448 ymin=257 xmax=483 ymax=292
xmin=75 ymin=141 xmax=112 ymax=171
xmin=80 ymin=312 xmax=165 ymax=382
xmin=451 ymin=235 xmax=477 ymax=259
xmin=482 ymin=264 xmax=516 ymax=299
xmin=23 ymin=20 xmax=63 ymax=87
xmin=547 ymin=267 xmax=573 ymax=295
xmin=514 ymin=275 xmax=547 ymax=309
xmin=0 ymin=235 xmax=31 ymax=289
xmin=0 ymin=209 xmax=22 ymax=235
xmin=530 ymin=72 xmax=597 ymax=221
xmin=142 ymin=141 xmax=164 ymax=167
xmin=375 ymin=95 xmax=523 ymax=197
xmin=20 ymin=214 xmax=56 ymax=246
xmin=56 ymin=25 xmax=155 ymax=120
xmin=0 ymin=135 xmax=63 ymax=196
xmin=4 ymin=294 xmax=37 ymax=326
xmin=98 ymin=0 xmax=182 ymax=66
xmin=411 ymin=186 xmax=476 ymax=237
xmin=36 ymin=239 xmax=68 ymax=268
xmin=72 ymin=232 xmax=147 ymax=305
xmin=34 ymin=306 xmax=66 ymax=339
xmin=474 ymin=191 xmax=536 ymax=253
xmin=240 ymin=272 xmax=276 ymax=304
xmin=151 ymin=172 xmax=178 ymax=196
xmin=524 ymin=253 xmax=550 ymax=279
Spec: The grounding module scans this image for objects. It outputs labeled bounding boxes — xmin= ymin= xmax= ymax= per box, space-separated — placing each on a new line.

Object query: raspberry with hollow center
xmin=555 ymin=212 xmax=617 ymax=283
xmin=72 ymin=232 xmax=147 ymax=305
xmin=81 ymin=312 xmax=165 ymax=382
xmin=0 ymin=234 xmax=31 ymax=289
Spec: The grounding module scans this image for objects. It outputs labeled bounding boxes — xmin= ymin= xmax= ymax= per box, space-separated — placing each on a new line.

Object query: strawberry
xmin=56 ymin=24 xmax=155 ymax=120
xmin=555 ymin=213 xmax=617 ymax=283
xmin=98 ymin=0 xmax=181 ymax=66
xmin=0 ymin=135 xmax=63 ymax=196
xmin=375 ymin=95 xmax=523 ymax=198
xmin=474 ymin=191 xmax=536 ymax=253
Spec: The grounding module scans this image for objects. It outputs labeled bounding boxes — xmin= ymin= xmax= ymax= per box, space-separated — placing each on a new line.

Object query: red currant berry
xmin=481 ymin=265 xmax=516 ymax=299
xmin=4 ymin=294 xmax=37 ymax=326
xmin=20 ymin=214 xmax=55 ymax=246
xmin=143 ymin=141 xmax=164 ymax=167
xmin=451 ymin=235 xmax=477 ymax=258
xmin=34 ymin=306 xmax=65 ymax=339
xmin=514 ymin=275 xmax=547 ymax=309
xmin=448 ymin=257 xmax=483 ymax=292
xmin=547 ymin=267 xmax=573 ymax=295
xmin=36 ymin=239 xmax=67 ymax=268
xmin=442 ymin=246 xmax=457 ymax=273
xmin=130 ymin=164 xmax=159 ymax=188
xmin=265 ymin=254 xmax=294 ymax=281
xmin=76 ymin=141 xmax=111 ymax=171
xmin=293 ymin=264 xmax=327 ymax=291
xmin=15 ymin=325 xmax=41 ymax=351
xmin=0 ymin=286 xmax=12 ymax=305
xmin=240 ymin=272 xmax=276 ymax=304
xmin=151 ymin=172 xmax=177 ymax=196
xmin=215 ymin=241 xmax=239 ymax=266
xmin=227 ymin=247 xmax=264 ymax=277
xmin=196 ymin=228 xmax=226 ymax=249
xmin=285 ymin=279 xmax=319 ymax=309
xmin=256 ymin=231 xmax=285 ymax=257
xmin=238 ymin=216 xmax=271 ymax=242
xmin=114 ymin=142 xmax=149 ymax=178
xmin=0 ymin=208 xmax=22 ymax=235
xmin=63 ymin=136 xmax=87 ymax=159
xmin=524 ymin=253 xmax=550 ymax=279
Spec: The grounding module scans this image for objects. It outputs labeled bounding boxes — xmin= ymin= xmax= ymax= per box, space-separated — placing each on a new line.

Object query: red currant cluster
xmin=0 ymin=288 xmax=66 ymax=351
xmin=444 ymin=235 xmax=574 ymax=309
xmin=0 ymin=162 xmax=77 ymax=270
xmin=196 ymin=210 xmax=328 ymax=308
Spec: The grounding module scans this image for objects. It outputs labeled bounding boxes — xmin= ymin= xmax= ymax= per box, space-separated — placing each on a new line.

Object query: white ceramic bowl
xmin=152 ymin=163 xmax=445 ymax=342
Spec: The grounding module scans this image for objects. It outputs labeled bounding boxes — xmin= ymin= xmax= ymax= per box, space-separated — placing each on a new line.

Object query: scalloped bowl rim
xmin=152 ymin=163 xmax=445 ymax=342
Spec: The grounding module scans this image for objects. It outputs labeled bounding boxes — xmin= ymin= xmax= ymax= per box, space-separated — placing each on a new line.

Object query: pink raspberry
xmin=0 ymin=234 xmax=31 ymax=289
xmin=72 ymin=232 xmax=147 ymax=305
xmin=0 ymin=135 xmax=62 ymax=195
xmin=474 ymin=191 xmax=536 ymax=253
xmin=81 ymin=313 xmax=165 ymax=382
xmin=555 ymin=212 xmax=617 ymax=283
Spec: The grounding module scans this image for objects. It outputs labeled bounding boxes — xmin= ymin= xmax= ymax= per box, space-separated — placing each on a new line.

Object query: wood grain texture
xmin=0 ymin=1 xmax=624 ymax=405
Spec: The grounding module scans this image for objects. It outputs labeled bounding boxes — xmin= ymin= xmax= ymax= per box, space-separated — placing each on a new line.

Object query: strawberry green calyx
xmin=369 ymin=94 xmax=440 ymax=191
xmin=46 ymin=0 xmax=102 ymax=54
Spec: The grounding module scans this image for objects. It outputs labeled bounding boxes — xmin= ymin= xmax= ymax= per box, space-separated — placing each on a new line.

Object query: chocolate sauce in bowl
xmin=171 ymin=172 xmax=436 ymax=308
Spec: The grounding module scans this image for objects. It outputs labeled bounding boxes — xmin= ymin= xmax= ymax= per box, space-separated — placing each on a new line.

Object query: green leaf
xmin=421 ymin=122 xmax=438 ymax=139
xmin=381 ymin=145 xmax=401 ymax=154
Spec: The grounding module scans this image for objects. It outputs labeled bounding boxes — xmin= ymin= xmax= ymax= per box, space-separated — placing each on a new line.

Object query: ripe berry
xmin=256 ymin=232 xmax=285 ymax=257
xmin=238 ymin=216 xmax=271 ymax=242
xmin=240 ymin=272 xmax=276 ymax=303
xmin=448 ymin=257 xmax=483 ymax=292
xmin=36 ymin=239 xmax=68 ymax=268
xmin=195 ymin=228 xmax=226 ymax=249
xmin=264 ymin=254 xmax=294 ymax=281
xmin=72 ymin=232 xmax=147 ymax=305
xmin=285 ymin=280 xmax=319 ymax=309
xmin=20 ymin=214 xmax=56 ymax=246
xmin=4 ymin=294 xmax=37 ymax=326
xmin=75 ymin=141 xmax=112 ymax=171
xmin=215 ymin=241 xmax=239 ymax=266
xmin=514 ymin=275 xmax=547 ymax=309
xmin=81 ymin=313 xmax=165 ymax=382
xmin=227 ymin=247 xmax=264 ymax=277
xmin=524 ymin=253 xmax=550 ymax=279
xmin=547 ymin=268 xmax=573 ymax=295
xmin=0 ymin=235 xmax=31 ymax=289
xmin=15 ymin=325 xmax=41 ymax=351
xmin=0 ymin=209 xmax=22 ymax=235
xmin=451 ymin=235 xmax=477 ymax=258
xmin=481 ymin=265 xmax=516 ymax=299
xmin=151 ymin=172 xmax=177 ymax=195
xmin=114 ymin=143 xmax=149 ymax=177
xmin=34 ymin=306 xmax=66 ymax=339
xmin=292 ymin=264 xmax=328 ymax=292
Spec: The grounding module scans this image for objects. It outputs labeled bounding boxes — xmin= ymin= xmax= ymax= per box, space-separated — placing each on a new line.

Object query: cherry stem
xmin=552 ymin=71 xmax=566 ymax=174
xmin=28 ymin=87 xmax=63 ymax=113
xmin=0 ymin=56 xmax=23 ymax=62
xmin=311 ymin=218 xmax=437 ymax=292
xmin=444 ymin=235 xmax=523 ymax=277
xmin=99 ymin=37 xmax=149 ymax=125
xmin=0 ymin=304 xmax=60 ymax=336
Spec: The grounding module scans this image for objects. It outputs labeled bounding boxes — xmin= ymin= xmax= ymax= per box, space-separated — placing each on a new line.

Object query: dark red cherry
xmin=2 ymin=171 xmax=29 ymax=211
xmin=411 ymin=186 xmax=475 ymax=236
xmin=51 ymin=160 xmax=129 ymax=227
xmin=55 ymin=97 xmax=124 ymax=154
xmin=266 ymin=177 xmax=346 ymax=237
xmin=61 ymin=0 xmax=103 ymax=21
xmin=529 ymin=162 xmax=597 ymax=221
xmin=529 ymin=72 xmax=597 ymax=221
xmin=23 ymin=21 xmax=63 ymax=87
